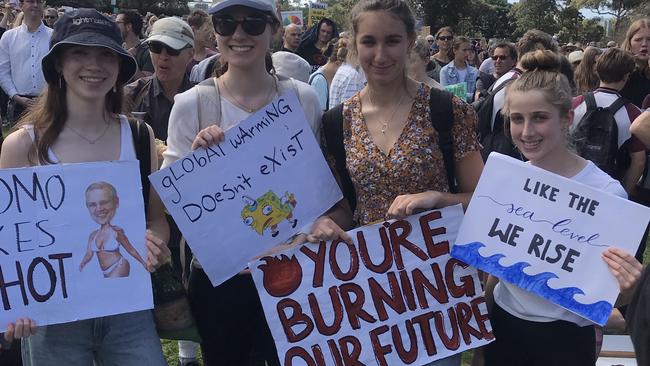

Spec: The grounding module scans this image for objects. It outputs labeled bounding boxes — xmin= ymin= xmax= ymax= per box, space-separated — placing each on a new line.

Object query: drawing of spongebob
xmin=241 ymin=191 xmax=298 ymax=237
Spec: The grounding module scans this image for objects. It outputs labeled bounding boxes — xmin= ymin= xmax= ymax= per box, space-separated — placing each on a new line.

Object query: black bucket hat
xmin=41 ymin=8 xmax=138 ymax=85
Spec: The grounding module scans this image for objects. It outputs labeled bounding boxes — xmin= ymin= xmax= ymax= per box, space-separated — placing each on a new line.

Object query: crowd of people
xmin=0 ymin=0 xmax=649 ymax=365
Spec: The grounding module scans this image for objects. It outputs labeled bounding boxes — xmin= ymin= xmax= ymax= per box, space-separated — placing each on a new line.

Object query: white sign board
xmin=150 ymin=92 xmax=342 ymax=286
xmin=452 ymin=153 xmax=650 ymax=325
xmin=0 ymin=161 xmax=152 ymax=331
xmin=251 ymin=206 xmax=493 ymax=365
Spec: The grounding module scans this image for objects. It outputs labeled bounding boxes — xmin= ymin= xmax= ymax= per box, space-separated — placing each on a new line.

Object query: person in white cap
xmin=125 ymin=16 xmax=195 ymax=141
xmin=162 ymin=0 xmax=322 ymax=365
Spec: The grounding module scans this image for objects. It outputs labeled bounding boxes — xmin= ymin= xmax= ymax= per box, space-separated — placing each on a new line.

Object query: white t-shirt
xmin=493 ymin=160 xmax=627 ymax=326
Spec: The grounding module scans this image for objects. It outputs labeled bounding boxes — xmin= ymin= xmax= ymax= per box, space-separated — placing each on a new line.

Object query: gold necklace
xmin=66 ymin=122 xmax=111 ymax=144
xmin=368 ymin=89 xmax=407 ymax=134
xmin=222 ymin=77 xmax=276 ymax=113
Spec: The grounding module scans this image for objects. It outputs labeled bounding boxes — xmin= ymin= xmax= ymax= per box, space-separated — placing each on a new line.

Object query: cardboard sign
xmin=0 ymin=161 xmax=152 ymax=331
xmin=150 ymin=92 xmax=342 ymax=286
xmin=452 ymin=153 xmax=650 ymax=325
xmin=281 ymin=11 xmax=303 ymax=26
xmin=251 ymin=206 xmax=493 ymax=365
xmin=308 ymin=2 xmax=327 ymax=27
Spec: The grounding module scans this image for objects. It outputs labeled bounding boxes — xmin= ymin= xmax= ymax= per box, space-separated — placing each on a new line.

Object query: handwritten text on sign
xmin=452 ymin=153 xmax=650 ymax=325
xmin=150 ymin=92 xmax=342 ymax=286
xmin=252 ymin=206 xmax=493 ymax=366
xmin=0 ymin=161 xmax=152 ymax=331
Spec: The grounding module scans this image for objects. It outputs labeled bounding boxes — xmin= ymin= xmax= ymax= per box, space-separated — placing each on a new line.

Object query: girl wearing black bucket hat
xmin=161 ymin=0 xmax=323 ymax=365
xmin=0 ymin=9 xmax=169 ymax=365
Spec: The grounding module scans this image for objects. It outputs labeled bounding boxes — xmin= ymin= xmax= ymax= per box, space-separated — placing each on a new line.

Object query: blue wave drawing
xmin=451 ymin=242 xmax=612 ymax=325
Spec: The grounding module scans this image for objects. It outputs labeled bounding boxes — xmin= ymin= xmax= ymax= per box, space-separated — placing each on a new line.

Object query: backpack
xmin=572 ymin=92 xmax=629 ymax=180
xmin=474 ymin=74 xmax=520 ymax=162
xmin=308 ymin=71 xmax=329 ymax=111
xmin=128 ymin=119 xmax=151 ymax=214
xmin=322 ymin=88 xmax=457 ymax=213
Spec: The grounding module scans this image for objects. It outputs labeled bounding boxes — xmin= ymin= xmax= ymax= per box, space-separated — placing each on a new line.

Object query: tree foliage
xmin=509 ymin=0 xmax=559 ymax=37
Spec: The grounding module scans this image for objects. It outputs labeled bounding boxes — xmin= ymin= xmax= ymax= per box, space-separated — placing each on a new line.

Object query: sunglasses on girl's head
xmin=212 ymin=15 xmax=272 ymax=36
xmin=437 ymin=36 xmax=453 ymax=41
xmin=148 ymin=42 xmax=188 ymax=56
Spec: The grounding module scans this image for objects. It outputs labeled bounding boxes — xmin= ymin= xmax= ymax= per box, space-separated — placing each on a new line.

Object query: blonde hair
xmin=503 ymin=50 xmax=572 ymax=119
xmin=622 ymin=18 xmax=650 ymax=77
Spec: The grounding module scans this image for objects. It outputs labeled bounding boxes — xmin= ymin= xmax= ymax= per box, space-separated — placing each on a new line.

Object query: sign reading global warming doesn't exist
xmin=150 ymin=92 xmax=342 ymax=286
xmin=0 ymin=161 xmax=152 ymax=332
xmin=251 ymin=205 xmax=493 ymax=366
xmin=452 ymin=153 xmax=650 ymax=325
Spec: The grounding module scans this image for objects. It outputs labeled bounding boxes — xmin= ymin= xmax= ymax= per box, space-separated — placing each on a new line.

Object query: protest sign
xmin=0 ymin=161 xmax=152 ymax=332
xmin=281 ymin=11 xmax=304 ymax=26
xmin=452 ymin=153 xmax=650 ymax=325
xmin=251 ymin=205 xmax=493 ymax=365
xmin=308 ymin=2 xmax=327 ymax=27
xmin=150 ymin=92 xmax=342 ymax=287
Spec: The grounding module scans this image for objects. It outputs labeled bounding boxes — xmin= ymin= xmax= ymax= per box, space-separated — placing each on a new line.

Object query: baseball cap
xmin=146 ymin=17 xmax=194 ymax=50
xmin=568 ymin=50 xmax=584 ymax=64
xmin=209 ymin=0 xmax=279 ymax=22
xmin=41 ymin=8 xmax=137 ymax=85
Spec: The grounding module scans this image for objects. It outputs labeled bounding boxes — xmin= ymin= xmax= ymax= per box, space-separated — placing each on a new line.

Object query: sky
xmin=506 ymin=0 xmax=606 ymax=19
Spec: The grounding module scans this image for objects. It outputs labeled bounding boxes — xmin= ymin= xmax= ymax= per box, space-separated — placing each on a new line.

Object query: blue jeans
xmin=423 ymin=353 xmax=463 ymax=366
xmin=22 ymin=310 xmax=166 ymax=366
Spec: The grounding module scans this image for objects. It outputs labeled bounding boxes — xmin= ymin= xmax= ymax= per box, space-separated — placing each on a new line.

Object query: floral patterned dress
xmin=340 ymin=83 xmax=480 ymax=226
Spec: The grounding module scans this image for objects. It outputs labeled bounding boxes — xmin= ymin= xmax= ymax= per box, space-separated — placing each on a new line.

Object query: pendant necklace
xmin=368 ymin=90 xmax=406 ymax=134
xmin=66 ymin=121 xmax=111 ymax=144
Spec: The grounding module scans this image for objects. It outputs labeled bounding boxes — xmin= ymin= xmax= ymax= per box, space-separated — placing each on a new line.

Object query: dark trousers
xmin=484 ymin=304 xmax=596 ymax=366
xmin=188 ymin=269 xmax=280 ymax=366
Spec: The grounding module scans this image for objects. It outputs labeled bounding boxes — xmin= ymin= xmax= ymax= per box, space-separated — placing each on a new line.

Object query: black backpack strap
xmin=584 ymin=92 xmax=598 ymax=112
xmin=128 ymin=119 xmax=152 ymax=215
xmin=322 ymin=103 xmax=357 ymax=212
xmin=607 ymin=96 xmax=629 ymax=114
xmin=429 ymin=88 xmax=458 ymax=193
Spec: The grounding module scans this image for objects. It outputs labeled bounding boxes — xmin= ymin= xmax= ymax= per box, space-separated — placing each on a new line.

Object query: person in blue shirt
xmin=440 ymin=36 xmax=479 ymax=102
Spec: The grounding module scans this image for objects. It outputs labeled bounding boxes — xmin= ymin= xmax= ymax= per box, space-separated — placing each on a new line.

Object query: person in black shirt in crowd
xmin=296 ymin=17 xmax=337 ymax=72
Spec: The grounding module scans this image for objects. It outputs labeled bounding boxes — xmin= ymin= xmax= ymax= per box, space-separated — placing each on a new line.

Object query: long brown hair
xmin=16 ymin=46 xmax=125 ymax=165
xmin=574 ymin=46 xmax=602 ymax=94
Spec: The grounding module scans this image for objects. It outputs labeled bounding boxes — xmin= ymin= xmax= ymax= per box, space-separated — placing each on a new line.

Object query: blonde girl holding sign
xmin=483 ymin=49 xmax=643 ymax=366
xmin=0 ymin=9 xmax=169 ymax=365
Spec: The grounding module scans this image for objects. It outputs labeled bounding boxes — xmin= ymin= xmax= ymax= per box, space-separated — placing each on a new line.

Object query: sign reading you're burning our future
xmin=0 ymin=161 xmax=152 ymax=332
xmin=452 ymin=153 xmax=650 ymax=325
xmin=150 ymin=92 xmax=342 ymax=287
xmin=251 ymin=205 xmax=493 ymax=366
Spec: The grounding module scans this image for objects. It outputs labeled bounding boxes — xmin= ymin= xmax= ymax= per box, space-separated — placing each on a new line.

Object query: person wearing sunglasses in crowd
xmin=162 ymin=0 xmax=323 ymax=364
xmin=475 ymin=42 xmax=517 ymax=100
xmin=43 ymin=7 xmax=56 ymax=27
xmin=0 ymin=9 xmax=170 ymax=365
xmin=425 ymin=26 xmax=454 ymax=82
xmin=125 ymin=16 xmax=195 ymax=142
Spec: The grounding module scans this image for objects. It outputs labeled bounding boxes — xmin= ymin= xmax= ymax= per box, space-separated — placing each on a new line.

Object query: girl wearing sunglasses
xmin=162 ymin=0 xmax=323 ymax=365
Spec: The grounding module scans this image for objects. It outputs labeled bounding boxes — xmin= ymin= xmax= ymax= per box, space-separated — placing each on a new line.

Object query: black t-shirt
xmin=296 ymin=42 xmax=327 ymax=67
xmin=620 ymin=69 xmax=650 ymax=108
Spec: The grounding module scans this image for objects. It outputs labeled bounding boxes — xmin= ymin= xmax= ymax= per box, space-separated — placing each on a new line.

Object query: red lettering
xmin=338 ymin=336 xmax=365 ymax=366
xmin=301 ymin=243 xmax=326 ymax=287
xmin=391 ymin=320 xmax=418 ymax=363
xmin=284 ymin=346 xmax=316 ymax=366
xmin=389 ymin=220 xmax=428 ymax=270
xmin=339 ymin=283 xmax=376 ymax=329
xmin=368 ymin=272 xmax=406 ymax=321
xmin=470 ymin=297 xmax=494 ymax=340
xmin=456 ymin=301 xmax=483 ymax=344
xmin=412 ymin=264 xmax=449 ymax=309
xmin=277 ymin=298 xmax=314 ymax=342
xmin=446 ymin=259 xmax=476 ymax=298
xmin=329 ymin=239 xmax=359 ymax=281
xmin=419 ymin=211 xmax=449 ymax=259
xmin=369 ymin=325 xmax=391 ymax=366
xmin=398 ymin=269 xmax=417 ymax=311
xmin=434 ymin=307 xmax=461 ymax=350
xmin=308 ymin=287 xmax=343 ymax=336
xmin=357 ymin=230 xmax=392 ymax=274
xmin=412 ymin=312 xmax=437 ymax=356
